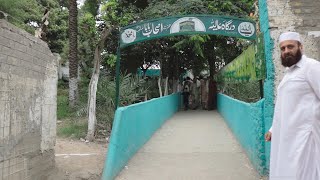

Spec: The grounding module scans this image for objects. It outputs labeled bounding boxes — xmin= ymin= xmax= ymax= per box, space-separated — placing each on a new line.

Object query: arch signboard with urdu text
xmin=120 ymin=15 xmax=256 ymax=48
xmin=115 ymin=15 xmax=257 ymax=108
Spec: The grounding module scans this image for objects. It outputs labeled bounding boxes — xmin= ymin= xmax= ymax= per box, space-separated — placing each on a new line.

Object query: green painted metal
xmin=137 ymin=68 xmax=161 ymax=77
xmin=115 ymin=47 xmax=121 ymax=109
xmin=120 ymin=15 xmax=256 ymax=48
xmin=215 ymin=41 xmax=266 ymax=83
xmin=259 ymin=0 xmax=275 ymax=173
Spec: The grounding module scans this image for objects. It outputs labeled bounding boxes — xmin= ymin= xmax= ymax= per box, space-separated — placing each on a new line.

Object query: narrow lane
xmin=116 ymin=110 xmax=260 ymax=180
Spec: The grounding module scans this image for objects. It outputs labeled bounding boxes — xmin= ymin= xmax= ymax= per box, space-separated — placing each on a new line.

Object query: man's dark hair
xmin=298 ymin=42 xmax=302 ymax=47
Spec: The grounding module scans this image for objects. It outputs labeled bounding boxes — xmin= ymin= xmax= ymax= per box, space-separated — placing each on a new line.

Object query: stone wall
xmin=267 ymin=0 xmax=320 ymax=88
xmin=0 ymin=20 xmax=57 ymax=180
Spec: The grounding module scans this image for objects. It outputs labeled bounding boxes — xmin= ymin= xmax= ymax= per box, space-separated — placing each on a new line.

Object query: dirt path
xmin=51 ymin=138 xmax=107 ymax=180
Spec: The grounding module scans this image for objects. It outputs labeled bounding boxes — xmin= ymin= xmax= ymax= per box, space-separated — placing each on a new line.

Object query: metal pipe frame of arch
xmin=120 ymin=14 xmax=256 ymax=48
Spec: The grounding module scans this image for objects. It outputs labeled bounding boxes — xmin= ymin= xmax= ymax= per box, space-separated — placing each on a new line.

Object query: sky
xmin=77 ymin=0 xmax=85 ymax=7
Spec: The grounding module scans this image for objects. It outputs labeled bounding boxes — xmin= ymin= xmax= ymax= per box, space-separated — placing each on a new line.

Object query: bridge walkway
xmin=116 ymin=110 xmax=260 ymax=180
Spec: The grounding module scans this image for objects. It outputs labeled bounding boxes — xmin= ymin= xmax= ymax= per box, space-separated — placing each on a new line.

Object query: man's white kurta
xmin=269 ymin=55 xmax=320 ymax=180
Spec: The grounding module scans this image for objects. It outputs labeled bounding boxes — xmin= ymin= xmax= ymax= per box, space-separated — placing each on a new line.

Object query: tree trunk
xmin=144 ymin=93 xmax=148 ymax=101
xmin=172 ymin=79 xmax=178 ymax=93
xmin=164 ymin=77 xmax=169 ymax=96
xmin=207 ymin=56 xmax=216 ymax=110
xmin=206 ymin=38 xmax=216 ymax=110
xmin=87 ymin=73 xmax=99 ymax=141
xmin=158 ymin=77 xmax=162 ymax=97
xmin=68 ymin=0 xmax=78 ymax=108
xmin=86 ymin=26 xmax=111 ymax=141
xmin=86 ymin=47 xmax=100 ymax=141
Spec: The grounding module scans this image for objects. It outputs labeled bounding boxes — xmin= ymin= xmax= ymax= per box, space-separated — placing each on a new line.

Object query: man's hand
xmin=265 ymin=131 xmax=272 ymax=142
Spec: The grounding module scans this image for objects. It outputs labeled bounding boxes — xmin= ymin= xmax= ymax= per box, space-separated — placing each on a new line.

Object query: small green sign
xmin=120 ymin=15 xmax=256 ymax=48
xmin=137 ymin=68 xmax=160 ymax=77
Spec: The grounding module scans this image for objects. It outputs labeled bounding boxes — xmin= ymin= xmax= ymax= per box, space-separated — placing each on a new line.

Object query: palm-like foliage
xmin=77 ymin=73 xmax=149 ymax=136
xmin=119 ymin=74 xmax=149 ymax=105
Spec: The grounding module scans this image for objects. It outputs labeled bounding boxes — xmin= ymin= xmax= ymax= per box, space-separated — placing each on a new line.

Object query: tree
xmin=85 ymin=0 xmax=136 ymax=141
xmin=82 ymin=0 xmax=101 ymax=17
xmin=86 ymin=25 xmax=111 ymax=141
xmin=130 ymin=0 xmax=255 ymax=110
xmin=79 ymin=0 xmax=256 ymax=139
xmin=0 ymin=0 xmax=68 ymax=53
xmin=68 ymin=0 xmax=79 ymax=108
xmin=0 ymin=0 xmax=42 ymax=34
xmin=46 ymin=7 xmax=68 ymax=53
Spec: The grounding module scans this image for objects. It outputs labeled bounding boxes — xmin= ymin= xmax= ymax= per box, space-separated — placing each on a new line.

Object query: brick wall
xmin=0 ymin=20 xmax=57 ymax=180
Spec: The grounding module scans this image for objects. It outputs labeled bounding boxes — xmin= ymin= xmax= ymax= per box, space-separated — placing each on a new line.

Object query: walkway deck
xmin=116 ymin=110 xmax=261 ymax=180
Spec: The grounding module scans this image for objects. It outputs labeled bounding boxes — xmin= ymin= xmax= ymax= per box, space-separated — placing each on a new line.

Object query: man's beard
xmin=281 ymin=49 xmax=302 ymax=67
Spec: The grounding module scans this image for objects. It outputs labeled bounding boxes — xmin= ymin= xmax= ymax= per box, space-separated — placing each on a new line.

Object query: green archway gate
xmin=115 ymin=14 xmax=257 ymax=108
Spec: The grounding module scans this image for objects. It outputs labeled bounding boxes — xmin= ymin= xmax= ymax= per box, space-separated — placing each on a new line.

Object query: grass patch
xmin=57 ymin=80 xmax=88 ymax=139
xmin=57 ymin=120 xmax=87 ymax=139
xmin=57 ymin=95 xmax=70 ymax=119
xmin=57 ymin=86 xmax=73 ymax=120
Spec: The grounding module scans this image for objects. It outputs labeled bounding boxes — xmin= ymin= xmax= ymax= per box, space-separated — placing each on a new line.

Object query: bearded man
xmin=265 ymin=32 xmax=320 ymax=180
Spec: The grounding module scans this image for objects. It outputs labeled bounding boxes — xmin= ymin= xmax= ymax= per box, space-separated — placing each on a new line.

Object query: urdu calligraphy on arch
xmin=120 ymin=15 xmax=256 ymax=47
